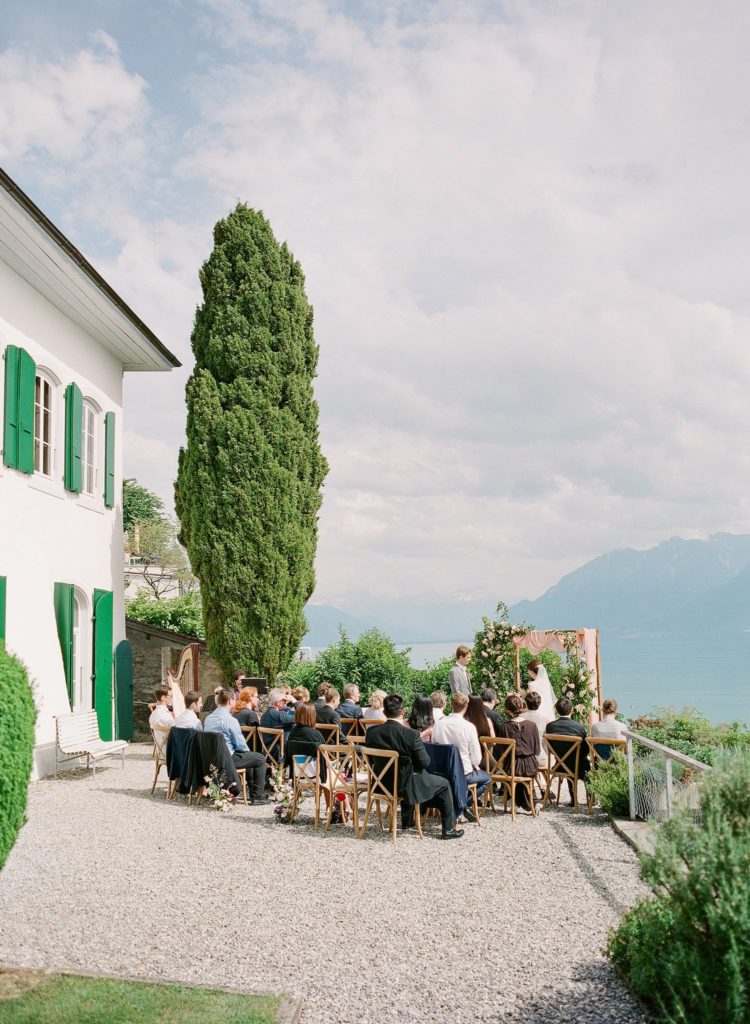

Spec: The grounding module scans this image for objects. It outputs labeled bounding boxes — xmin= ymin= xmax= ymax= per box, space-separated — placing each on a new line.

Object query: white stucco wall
xmin=0 ymin=258 xmax=125 ymax=778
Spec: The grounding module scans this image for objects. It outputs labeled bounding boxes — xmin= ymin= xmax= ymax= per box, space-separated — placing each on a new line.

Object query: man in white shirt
xmin=592 ymin=698 xmax=628 ymax=740
xmin=148 ymin=686 xmax=174 ymax=730
xmin=448 ymin=646 xmax=473 ymax=696
xmin=432 ymin=692 xmax=492 ymax=801
xmin=430 ymin=691 xmax=446 ymax=721
xmin=173 ymin=690 xmax=203 ymax=731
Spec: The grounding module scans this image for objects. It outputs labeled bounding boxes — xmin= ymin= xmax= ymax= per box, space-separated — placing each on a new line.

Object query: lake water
xmin=313 ymin=634 xmax=750 ymax=725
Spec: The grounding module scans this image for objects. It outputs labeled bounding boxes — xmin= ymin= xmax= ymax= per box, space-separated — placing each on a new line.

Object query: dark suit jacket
xmin=338 ymin=699 xmax=364 ymax=720
xmin=260 ymin=706 xmax=295 ymax=735
xmin=484 ymin=705 xmax=505 ymax=733
xmin=545 ymin=717 xmax=590 ymax=775
xmin=364 ymin=719 xmax=448 ymax=806
xmin=284 ymin=725 xmax=326 ymax=772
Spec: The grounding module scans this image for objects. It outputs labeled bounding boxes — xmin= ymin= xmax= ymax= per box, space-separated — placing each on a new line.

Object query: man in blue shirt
xmin=204 ymin=689 xmax=268 ymax=803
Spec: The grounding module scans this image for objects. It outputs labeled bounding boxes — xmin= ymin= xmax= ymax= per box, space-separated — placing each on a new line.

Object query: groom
xmin=448 ymin=645 xmax=473 ymax=696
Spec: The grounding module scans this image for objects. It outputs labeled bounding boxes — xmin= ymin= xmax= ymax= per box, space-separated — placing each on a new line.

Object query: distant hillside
xmin=511 ymin=533 xmax=750 ymax=635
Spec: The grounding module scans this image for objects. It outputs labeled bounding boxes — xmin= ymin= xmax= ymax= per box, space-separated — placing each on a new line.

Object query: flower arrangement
xmin=472 ymin=602 xmax=531 ymax=702
xmin=561 ymin=657 xmax=596 ymax=724
xmin=203 ymin=764 xmax=236 ymax=811
xmin=270 ymin=766 xmax=295 ymax=822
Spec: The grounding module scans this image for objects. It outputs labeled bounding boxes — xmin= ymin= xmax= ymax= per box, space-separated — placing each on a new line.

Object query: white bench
xmin=54 ymin=711 xmax=128 ymax=776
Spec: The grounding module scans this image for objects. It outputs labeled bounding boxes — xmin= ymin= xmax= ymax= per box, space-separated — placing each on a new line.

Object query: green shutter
xmin=16 ymin=348 xmax=36 ymax=474
xmin=104 ymin=411 xmax=115 ymax=508
xmin=0 ymin=576 xmax=6 ymax=643
xmin=64 ymin=383 xmax=83 ymax=492
xmin=53 ymin=582 xmax=75 ymax=704
xmin=114 ymin=639 xmax=134 ymax=740
xmin=93 ymin=589 xmax=114 ymax=740
xmin=3 ymin=345 xmax=19 ymax=468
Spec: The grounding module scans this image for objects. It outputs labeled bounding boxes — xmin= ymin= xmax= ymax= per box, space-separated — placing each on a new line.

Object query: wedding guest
xmin=363 ymin=692 xmax=386 ymax=721
xmin=285 ymin=702 xmax=326 ymax=766
xmin=481 ymin=688 xmax=504 ymax=733
xmin=291 ymin=686 xmax=311 ymax=705
xmin=495 ymin=693 xmax=541 ymax=811
xmin=432 ymin=692 xmax=492 ymax=803
xmin=232 ymin=686 xmax=260 ymax=727
xmin=232 ymin=669 xmax=246 ymax=697
xmin=430 ymin=691 xmax=447 ymax=721
xmin=204 ymin=689 xmax=267 ymax=803
xmin=592 ymin=698 xmax=627 ymax=740
xmin=173 ymin=690 xmax=203 ymax=731
xmin=316 ymin=687 xmax=343 ymax=739
xmin=521 ymin=690 xmax=551 ymax=767
xmin=448 ymin=645 xmax=473 ymax=696
xmin=314 ymin=683 xmax=331 ymax=709
xmin=466 ymin=694 xmax=494 ymax=739
xmin=408 ymin=694 xmax=435 ymax=741
xmin=339 ymin=683 xmax=364 ymax=720
xmin=365 ymin=694 xmax=463 ymax=839
xmin=545 ymin=697 xmax=590 ymax=804
xmin=149 ymin=686 xmax=174 ymax=730
xmin=261 ymin=688 xmax=296 ymax=737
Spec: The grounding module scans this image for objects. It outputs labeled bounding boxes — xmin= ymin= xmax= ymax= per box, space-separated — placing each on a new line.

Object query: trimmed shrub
xmin=126 ymin=591 xmax=204 ymax=640
xmin=608 ymin=750 xmax=750 ymax=1023
xmin=0 ymin=645 xmax=36 ymax=870
xmin=586 ymin=751 xmax=630 ymax=817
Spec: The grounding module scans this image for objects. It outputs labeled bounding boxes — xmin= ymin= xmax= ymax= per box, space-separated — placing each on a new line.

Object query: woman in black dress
xmin=496 ymin=692 xmax=539 ymax=811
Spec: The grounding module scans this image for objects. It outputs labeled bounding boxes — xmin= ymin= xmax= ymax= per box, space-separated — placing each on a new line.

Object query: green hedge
xmin=608 ymin=749 xmax=750 ymax=1023
xmin=0 ymin=645 xmax=36 ymax=871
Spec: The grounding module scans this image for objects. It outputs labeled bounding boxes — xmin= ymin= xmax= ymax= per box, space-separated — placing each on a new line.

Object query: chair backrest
xmin=346 ymin=734 xmax=367 ymax=746
xmin=544 ymin=734 xmax=582 ymax=778
xmin=587 ymin=737 xmax=626 ymax=769
xmin=481 ymin=737 xmax=515 ymax=780
xmin=361 ymin=719 xmax=382 ymax=730
xmin=240 ymin=725 xmax=258 ymax=752
xmin=151 ymin=725 xmax=172 ymax=760
xmin=360 ymin=746 xmax=399 ymax=802
xmin=316 ymin=723 xmax=339 ymax=745
xmin=257 ymin=727 xmax=285 ymax=769
xmin=56 ymin=711 xmax=101 ymax=751
xmin=165 ymin=727 xmax=198 ymax=781
xmin=318 ymin=744 xmax=355 ymax=790
xmin=291 ymin=753 xmax=318 ymax=782
xmin=339 ymin=717 xmax=361 ymax=737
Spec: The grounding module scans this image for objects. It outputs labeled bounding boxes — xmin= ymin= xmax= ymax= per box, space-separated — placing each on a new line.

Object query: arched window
xmin=82 ymin=399 xmax=100 ymax=497
xmin=34 ymin=368 xmax=58 ymax=477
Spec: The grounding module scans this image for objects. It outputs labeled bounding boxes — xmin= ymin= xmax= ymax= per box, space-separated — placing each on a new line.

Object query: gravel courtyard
xmin=0 ymin=746 xmax=649 ymax=1023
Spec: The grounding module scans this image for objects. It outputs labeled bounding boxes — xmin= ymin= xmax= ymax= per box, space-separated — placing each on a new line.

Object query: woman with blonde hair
xmin=292 ymin=685 xmax=310 ymax=705
xmin=362 ymin=690 xmax=387 ymax=721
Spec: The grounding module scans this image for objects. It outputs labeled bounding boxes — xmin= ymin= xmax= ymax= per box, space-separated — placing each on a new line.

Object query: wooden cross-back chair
xmin=585 ymin=737 xmax=626 ymax=813
xmin=361 ymin=719 xmax=383 ymax=731
xmin=543 ymin=735 xmax=583 ymax=812
xmin=240 ymin=725 xmax=258 ymax=752
xmin=317 ymin=744 xmax=359 ymax=832
xmin=257 ymin=727 xmax=285 ymax=772
xmin=315 ymin=723 xmax=340 ymax=746
xmin=150 ymin=725 xmax=172 ymax=794
xmin=289 ymin=752 xmax=319 ymax=823
xmin=357 ymin=747 xmax=423 ymax=843
xmin=481 ymin=737 xmax=536 ymax=822
xmin=339 ymin=716 xmax=364 ymax=738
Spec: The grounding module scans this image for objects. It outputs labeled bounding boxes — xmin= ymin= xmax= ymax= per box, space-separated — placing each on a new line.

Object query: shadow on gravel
xmin=500 ymin=961 xmax=649 ymax=1024
xmin=547 ymin=817 xmax=631 ymax=914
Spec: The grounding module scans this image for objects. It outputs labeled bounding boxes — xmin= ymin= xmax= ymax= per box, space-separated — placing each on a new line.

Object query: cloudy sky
xmin=2 ymin=0 xmax=750 ymax=617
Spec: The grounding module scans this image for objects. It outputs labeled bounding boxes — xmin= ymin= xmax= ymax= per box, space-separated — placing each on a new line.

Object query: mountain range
xmin=302 ymin=533 xmax=750 ymax=646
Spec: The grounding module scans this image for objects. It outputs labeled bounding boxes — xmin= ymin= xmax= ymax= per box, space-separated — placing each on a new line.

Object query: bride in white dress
xmin=526 ymin=660 xmax=557 ymax=722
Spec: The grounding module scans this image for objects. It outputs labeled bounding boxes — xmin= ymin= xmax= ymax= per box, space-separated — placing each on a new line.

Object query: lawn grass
xmin=0 ymin=971 xmax=281 ymax=1024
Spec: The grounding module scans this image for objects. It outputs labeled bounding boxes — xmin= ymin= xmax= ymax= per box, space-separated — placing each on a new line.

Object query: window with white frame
xmin=34 ymin=369 xmax=56 ymax=477
xmin=82 ymin=400 xmax=99 ymax=497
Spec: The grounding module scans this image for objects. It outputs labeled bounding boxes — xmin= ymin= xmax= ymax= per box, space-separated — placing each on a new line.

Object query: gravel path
xmin=0 ymin=746 xmax=649 ymax=1023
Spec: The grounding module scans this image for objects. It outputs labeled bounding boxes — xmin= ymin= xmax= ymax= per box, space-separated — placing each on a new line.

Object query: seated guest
xmin=520 ymin=689 xmax=551 ymax=767
xmin=466 ymin=694 xmax=494 ymax=739
xmin=408 ymin=693 xmax=435 ymax=741
xmin=545 ymin=696 xmax=590 ymax=804
xmin=204 ymin=688 xmax=267 ymax=803
xmin=481 ymin=688 xmax=504 ymax=733
xmin=592 ymin=698 xmax=627 ymax=740
xmin=496 ymin=693 xmax=541 ymax=810
xmin=430 ymin=691 xmax=447 ymax=721
xmin=313 ymin=683 xmax=330 ymax=709
xmin=261 ymin=688 xmax=296 ymax=737
xmin=339 ymin=683 xmax=364 ymax=720
xmin=149 ymin=686 xmax=174 ymax=730
xmin=292 ymin=685 xmax=311 ymax=705
xmin=365 ymin=694 xmax=463 ymax=839
xmin=285 ymin=701 xmax=326 ymax=768
xmin=362 ymin=692 xmax=386 ymax=721
xmin=201 ymin=685 xmax=223 ymax=716
xmin=316 ymin=687 xmax=343 ymax=740
xmin=173 ymin=690 xmax=203 ymax=731
xmin=232 ymin=686 xmax=260 ymax=726
xmin=432 ymin=692 xmax=492 ymax=802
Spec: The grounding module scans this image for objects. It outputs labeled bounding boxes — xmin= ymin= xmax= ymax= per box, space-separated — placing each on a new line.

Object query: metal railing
xmin=624 ymin=729 xmax=711 ymax=822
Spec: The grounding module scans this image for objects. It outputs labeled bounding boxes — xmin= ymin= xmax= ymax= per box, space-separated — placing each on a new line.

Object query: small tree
xmin=122 ymin=478 xmax=164 ymax=532
xmin=176 ymin=204 xmax=328 ymax=679
xmin=126 ymin=519 xmax=196 ymax=599
xmin=0 ymin=645 xmax=36 ymax=871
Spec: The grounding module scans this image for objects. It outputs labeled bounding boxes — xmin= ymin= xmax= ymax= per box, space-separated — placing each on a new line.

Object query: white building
xmin=0 ymin=169 xmax=179 ymax=777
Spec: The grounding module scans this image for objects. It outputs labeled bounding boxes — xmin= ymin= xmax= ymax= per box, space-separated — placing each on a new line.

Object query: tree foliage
xmin=0 ymin=645 xmax=36 ymax=871
xmin=126 ymin=519 xmax=196 ymax=599
xmin=122 ymin=478 xmax=164 ymax=532
xmin=125 ymin=592 xmax=204 ymax=639
xmin=175 ymin=204 xmax=328 ymax=679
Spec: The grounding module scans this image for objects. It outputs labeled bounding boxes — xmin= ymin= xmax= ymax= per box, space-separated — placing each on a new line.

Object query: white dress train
xmin=527 ymin=664 xmax=556 ymax=722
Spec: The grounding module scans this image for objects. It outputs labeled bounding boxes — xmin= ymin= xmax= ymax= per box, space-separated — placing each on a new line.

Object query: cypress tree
xmin=175 ymin=205 xmax=328 ymax=679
